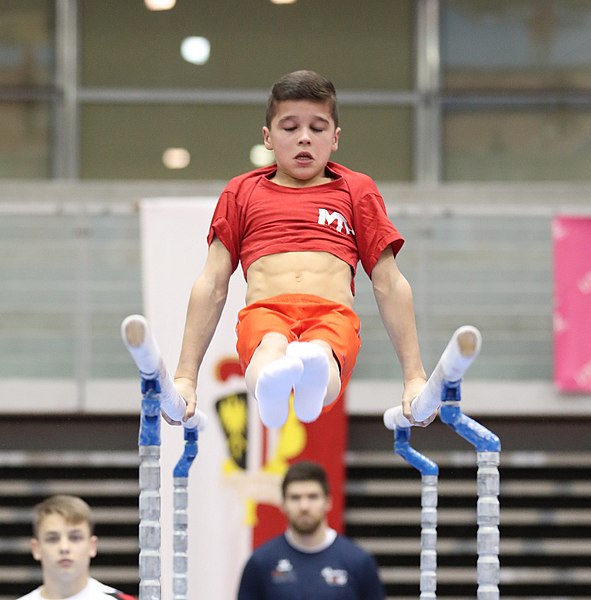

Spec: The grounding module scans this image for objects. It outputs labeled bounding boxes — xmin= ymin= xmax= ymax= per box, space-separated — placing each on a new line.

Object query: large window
xmin=443 ymin=107 xmax=591 ymax=181
xmin=0 ymin=0 xmax=54 ymax=178
xmin=78 ymin=0 xmax=415 ymax=181
xmin=441 ymin=0 xmax=591 ymax=181
xmin=442 ymin=0 xmax=591 ymax=92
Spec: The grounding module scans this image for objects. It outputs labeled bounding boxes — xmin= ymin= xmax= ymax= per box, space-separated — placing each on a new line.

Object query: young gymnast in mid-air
xmin=172 ymin=69 xmax=433 ymax=429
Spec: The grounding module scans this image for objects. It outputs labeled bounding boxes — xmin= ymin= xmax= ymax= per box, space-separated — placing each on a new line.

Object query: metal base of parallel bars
xmin=439 ymin=381 xmax=501 ymax=600
xmin=137 ymin=378 xmax=200 ymax=600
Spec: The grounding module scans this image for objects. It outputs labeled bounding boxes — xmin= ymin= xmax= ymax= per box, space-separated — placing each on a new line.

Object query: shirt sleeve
xmin=207 ymin=189 xmax=241 ymax=272
xmin=236 ymin=556 xmax=263 ymax=600
xmin=359 ymin=551 xmax=387 ymax=600
xmin=352 ymin=188 xmax=404 ymax=277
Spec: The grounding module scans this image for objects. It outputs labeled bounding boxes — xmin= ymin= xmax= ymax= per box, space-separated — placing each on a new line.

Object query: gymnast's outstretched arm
xmin=370 ymin=248 xmax=429 ymax=425
xmin=174 ymin=237 xmax=233 ymax=421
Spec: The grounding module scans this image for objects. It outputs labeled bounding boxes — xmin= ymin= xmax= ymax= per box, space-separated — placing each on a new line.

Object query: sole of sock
xmin=254 ymin=355 xmax=304 ymax=428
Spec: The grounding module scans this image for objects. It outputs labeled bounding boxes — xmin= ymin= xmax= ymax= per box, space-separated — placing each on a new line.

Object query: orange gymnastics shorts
xmin=236 ymin=294 xmax=362 ymax=401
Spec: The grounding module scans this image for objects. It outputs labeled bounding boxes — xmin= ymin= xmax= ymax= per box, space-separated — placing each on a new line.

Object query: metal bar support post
xmin=440 ymin=381 xmax=501 ymax=600
xmin=394 ymin=427 xmax=439 ymax=599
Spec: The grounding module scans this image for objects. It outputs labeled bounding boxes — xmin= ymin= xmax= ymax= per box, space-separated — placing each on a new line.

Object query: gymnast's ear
xmin=262 ymin=126 xmax=273 ymax=150
xmin=31 ymin=538 xmax=41 ymax=562
xmin=332 ymin=127 xmax=341 ymax=151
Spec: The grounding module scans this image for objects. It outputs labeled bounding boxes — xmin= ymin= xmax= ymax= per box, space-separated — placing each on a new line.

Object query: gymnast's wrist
xmin=174 ymin=375 xmax=196 ymax=388
xmin=404 ymin=374 xmax=427 ymax=385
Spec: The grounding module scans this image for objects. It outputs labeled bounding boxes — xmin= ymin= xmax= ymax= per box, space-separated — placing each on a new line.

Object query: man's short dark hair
xmin=266 ymin=70 xmax=339 ymax=128
xmin=281 ymin=460 xmax=331 ymax=498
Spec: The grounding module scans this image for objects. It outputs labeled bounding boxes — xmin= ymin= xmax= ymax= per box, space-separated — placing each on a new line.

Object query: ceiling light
xmin=144 ymin=0 xmax=176 ymax=10
xmin=162 ymin=147 xmax=191 ymax=169
xmin=181 ymin=36 xmax=211 ymax=65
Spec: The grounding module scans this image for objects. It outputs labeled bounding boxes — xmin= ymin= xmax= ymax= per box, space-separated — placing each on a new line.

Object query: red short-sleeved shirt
xmin=207 ymin=161 xmax=404 ymax=291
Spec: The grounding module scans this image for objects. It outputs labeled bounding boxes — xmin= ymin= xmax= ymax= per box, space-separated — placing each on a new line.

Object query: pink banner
xmin=553 ymin=216 xmax=591 ymax=392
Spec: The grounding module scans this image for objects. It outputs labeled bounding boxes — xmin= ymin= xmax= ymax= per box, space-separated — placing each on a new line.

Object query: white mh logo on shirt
xmin=318 ymin=208 xmax=355 ymax=236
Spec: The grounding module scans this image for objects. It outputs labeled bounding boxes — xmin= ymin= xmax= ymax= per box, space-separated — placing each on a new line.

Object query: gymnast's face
xmin=282 ymin=480 xmax=332 ymax=535
xmin=262 ymin=99 xmax=340 ymax=188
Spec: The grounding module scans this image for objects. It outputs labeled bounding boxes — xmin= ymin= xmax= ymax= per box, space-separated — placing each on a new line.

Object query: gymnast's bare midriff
xmin=245 ymin=251 xmax=354 ymax=308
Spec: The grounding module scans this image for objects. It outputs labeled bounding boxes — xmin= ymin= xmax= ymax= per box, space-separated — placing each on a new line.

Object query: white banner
xmin=141 ymin=199 xmax=256 ymax=600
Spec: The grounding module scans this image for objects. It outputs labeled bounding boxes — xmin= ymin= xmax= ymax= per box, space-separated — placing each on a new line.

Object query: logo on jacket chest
xmin=271 ymin=558 xmax=297 ymax=583
xmin=321 ymin=566 xmax=349 ymax=586
xmin=318 ymin=208 xmax=355 ymax=236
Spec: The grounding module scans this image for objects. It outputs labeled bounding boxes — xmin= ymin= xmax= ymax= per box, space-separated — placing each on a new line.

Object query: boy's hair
xmin=266 ymin=70 xmax=339 ymax=128
xmin=32 ymin=495 xmax=95 ymax=538
xmin=281 ymin=460 xmax=331 ymax=498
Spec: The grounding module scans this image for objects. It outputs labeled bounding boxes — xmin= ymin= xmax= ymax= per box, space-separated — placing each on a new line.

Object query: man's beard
xmin=290 ymin=514 xmax=323 ymax=536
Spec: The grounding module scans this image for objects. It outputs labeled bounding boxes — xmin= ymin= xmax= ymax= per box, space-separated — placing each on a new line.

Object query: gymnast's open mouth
xmin=295 ymin=152 xmax=313 ymax=162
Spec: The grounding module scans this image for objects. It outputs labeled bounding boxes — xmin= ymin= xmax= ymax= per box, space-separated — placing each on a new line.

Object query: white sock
xmin=286 ymin=342 xmax=329 ymax=423
xmin=254 ymin=355 xmax=304 ymax=428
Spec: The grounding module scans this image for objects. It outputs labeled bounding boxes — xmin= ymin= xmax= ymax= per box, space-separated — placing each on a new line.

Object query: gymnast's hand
xmin=165 ymin=377 xmax=197 ymax=426
xmin=402 ymin=376 xmax=436 ymax=427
